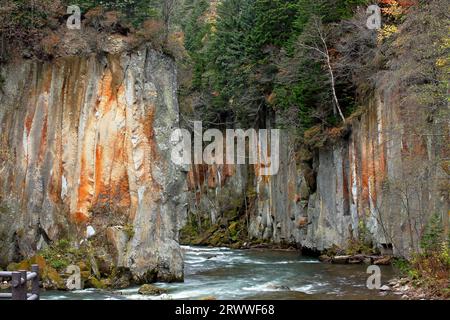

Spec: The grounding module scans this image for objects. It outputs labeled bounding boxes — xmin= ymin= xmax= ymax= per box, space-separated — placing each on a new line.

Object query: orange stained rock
xmin=187 ymin=164 xmax=208 ymax=191
xmin=222 ymin=164 xmax=235 ymax=179
xmin=25 ymin=115 xmax=33 ymax=137
xmin=360 ymin=140 xmax=370 ymax=203
xmin=94 ymin=143 xmax=106 ymax=204
xmin=75 ymin=145 xmax=94 ymax=223
xmin=73 ymin=211 xmax=89 ymax=224
xmin=97 ymin=70 xmax=115 ymax=115
xmin=38 ymin=113 xmax=48 ymax=164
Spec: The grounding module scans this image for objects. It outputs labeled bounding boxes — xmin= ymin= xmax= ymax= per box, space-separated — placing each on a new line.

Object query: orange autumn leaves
xmin=379 ymin=0 xmax=417 ymax=16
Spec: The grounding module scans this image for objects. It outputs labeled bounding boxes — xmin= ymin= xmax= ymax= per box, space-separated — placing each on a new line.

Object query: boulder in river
xmin=374 ymin=256 xmax=392 ymax=265
xmin=319 ymin=255 xmax=332 ymax=263
xmin=138 ymin=284 xmax=168 ymax=295
xmin=332 ymin=255 xmax=351 ymax=264
xmin=348 ymin=255 xmax=364 ymax=264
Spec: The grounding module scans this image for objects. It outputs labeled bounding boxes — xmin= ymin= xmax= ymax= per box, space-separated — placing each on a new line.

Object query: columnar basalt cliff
xmin=185 ymin=88 xmax=449 ymax=257
xmin=0 ymin=47 xmax=186 ymax=282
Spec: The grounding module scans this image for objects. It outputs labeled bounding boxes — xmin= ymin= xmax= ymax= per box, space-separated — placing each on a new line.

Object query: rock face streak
xmin=0 ymin=48 xmax=186 ymax=282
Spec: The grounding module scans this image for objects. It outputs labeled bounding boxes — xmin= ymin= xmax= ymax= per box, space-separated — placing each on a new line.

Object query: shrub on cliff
xmin=394 ymin=214 xmax=450 ymax=298
xmin=0 ymin=0 xmax=64 ymax=60
xmin=0 ymin=0 xmax=182 ymax=62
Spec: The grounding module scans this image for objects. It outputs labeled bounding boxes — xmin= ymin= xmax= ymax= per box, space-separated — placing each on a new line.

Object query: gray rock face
xmin=0 ymin=48 xmax=186 ymax=282
xmin=186 ymin=89 xmax=448 ymax=258
xmin=248 ymin=129 xmax=305 ymax=244
xmin=299 ymin=91 xmax=448 ymax=257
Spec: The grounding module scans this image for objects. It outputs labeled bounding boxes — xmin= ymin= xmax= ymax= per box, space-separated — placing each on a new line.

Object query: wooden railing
xmin=0 ymin=264 xmax=40 ymax=300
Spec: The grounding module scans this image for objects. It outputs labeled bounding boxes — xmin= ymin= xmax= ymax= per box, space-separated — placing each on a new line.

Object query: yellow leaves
xmin=377 ymin=24 xmax=399 ymax=43
xmin=440 ymin=35 xmax=450 ymax=50
xmin=435 ymin=58 xmax=447 ymax=68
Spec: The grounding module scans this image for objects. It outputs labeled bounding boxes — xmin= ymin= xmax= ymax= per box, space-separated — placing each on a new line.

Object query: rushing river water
xmin=41 ymin=246 xmax=399 ymax=300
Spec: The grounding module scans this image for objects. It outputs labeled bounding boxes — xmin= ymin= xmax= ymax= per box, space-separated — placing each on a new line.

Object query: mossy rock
xmin=209 ymin=230 xmax=226 ymax=246
xmin=29 ymin=255 xmax=47 ymax=270
xmin=17 ymin=260 xmax=31 ymax=271
xmin=77 ymin=261 xmax=89 ymax=272
xmin=109 ymin=274 xmax=131 ymax=289
xmin=87 ymin=276 xmax=105 ymax=289
xmin=230 ymin=242 xmax=243 ymax=249
xmin=6 ymin=262 xmax=19 ymax=271
xmin=8 ymin=255 xmax=67 ymax=290
xmin=180 ymin=220 xmax=201 ymax=244
xmin=138 ymin=284 xmax=168 ymax=295
xmin=80 ymin=271 xmax=91 ymax=281
xmin=228 ymin=221 xmax=239 ymax=236
xmin=100 ymin=278 xmax=112 ymax=287
xmin=7 ymin=255 xmax=46 ymax=272
xmin=43 ymin=266 xmax=65 ymax=290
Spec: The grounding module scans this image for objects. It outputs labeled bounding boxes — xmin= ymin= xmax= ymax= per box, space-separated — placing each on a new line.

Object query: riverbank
xmin=37 ymin=246 xmax=400 ymax=300
xmin=2 ymin=244 xmax=445 ymax=300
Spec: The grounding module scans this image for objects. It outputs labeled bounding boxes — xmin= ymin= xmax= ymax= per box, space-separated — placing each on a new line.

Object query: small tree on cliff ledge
xmin=295 ymin=15 xmax=346 ymax=123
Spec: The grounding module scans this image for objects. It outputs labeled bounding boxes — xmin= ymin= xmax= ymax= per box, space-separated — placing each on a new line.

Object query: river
xmin=41 ymin=246 xmax=399 ymax=300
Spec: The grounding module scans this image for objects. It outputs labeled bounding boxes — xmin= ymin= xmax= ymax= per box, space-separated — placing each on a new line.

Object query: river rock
xmin=363 ymin=257 xmax=373 ymax=264
xmin=374 ymin=256 xmax=392 ymax=265
xmin=319 ymin=255 xmax=332 ymax=263
xmin=138 ymin=284 xmax=168 ymax=296
xmin=348 ymin=255 xmax=364 ymax=264
xmin=332 ymin=255 xmax=351 ymax=264
xmin=379 ymin=285 xmax=391 ymax=291
xmin=267 ymin=284 xmax=291 ymax=291
xmin=0 ymin=281 xmax=10 ymax=290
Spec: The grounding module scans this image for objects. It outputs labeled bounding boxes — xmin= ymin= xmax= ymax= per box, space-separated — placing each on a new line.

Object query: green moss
xmin=56 ymin=239 xmax=70 ymax=250
xmin=40 ymin=239 xmax=78 ymax=272
xmin=6 ymin=262 xmax=19 ymax=271
xmin=123 ymin=224 xmax=135 ymax=239
xmin=228 ymin=221 xmax=239 ymax=242
xmin=181 ymin=210 xmax=250 ymax=248
xmin=87 ymin=276 xmax=106 ymax=289
xmin=49 ymin=258 xmax=70 ymax=270
xmin=209 ymin=229 xmax=226 ymax=246
xmin=345 ymin=220 xmax=376 ymax=255
xmin=0 ymin=203 xmax=9 ymax=215
xmin=45 ymin=266 xmax=65 ymax=289
xmin=180 ymin=221 xmax=200 ymax=244
xmin=179 ymin=212 xmax=211 ymax=244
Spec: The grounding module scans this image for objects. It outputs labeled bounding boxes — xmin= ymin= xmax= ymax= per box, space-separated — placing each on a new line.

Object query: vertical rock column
xmin=0 ymin=48 xmax=186 ymax=282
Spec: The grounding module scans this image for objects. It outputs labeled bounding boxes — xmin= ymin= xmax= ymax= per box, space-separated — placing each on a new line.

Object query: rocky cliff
xmin=185 ymin=87 xmax=449 ymax=258
xmin=0 ymin=47 xmax=187 ymax=282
